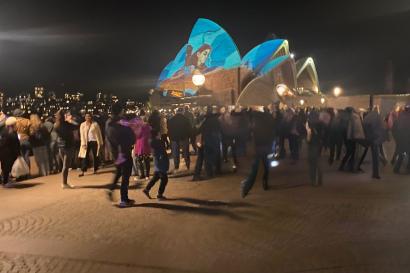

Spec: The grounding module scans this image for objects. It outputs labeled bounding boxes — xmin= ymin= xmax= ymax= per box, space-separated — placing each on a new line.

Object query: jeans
xmin=171 ymin=139 xmax=190 ymax=170
xmin=136 ymin=154 xmax=150 ymax=178
xmin=222 ymin=136 xmax=238 ymax=166
xmin=340 ymin=140 xmax=356 ymax=171
xmin=33 ymin=146 xmax=50 ymax=176
xmin=194 ymin=146 xmax=204 ymax=177
xmin=110 ymin=157 xmax=133 ymax=202
xmin=204 ymin=140 xmax=221 ymax=177
xmin=145 ymin=171 xmax=168 ymax=196
xmin=81 ymin=141 xmax=99 ymax=172
xmin=59 ymin=147 xmax=75 ymax=185
xmin=242 ymin=154 xmax=270 ymax=194
xmin=289 ymin=134 xmax=299 ymax=161
xmin=48 ymin=141 xmax=61 ymax=173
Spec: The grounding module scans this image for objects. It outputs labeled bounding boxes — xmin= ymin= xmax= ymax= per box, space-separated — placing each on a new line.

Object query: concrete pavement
xmin=1 ymin=156 xmax=410 ymax=273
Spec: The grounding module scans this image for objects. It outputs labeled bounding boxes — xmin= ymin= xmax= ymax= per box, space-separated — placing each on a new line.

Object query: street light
xmin=192 ymin=71 xmax=205 ymax=86
xmin=333 ymin=86 xmax=342 ymax=97
xmin=290 ymin=53 xmax=295 ymax=59
xmin=276 ymin=84 xmax=287 ymax=96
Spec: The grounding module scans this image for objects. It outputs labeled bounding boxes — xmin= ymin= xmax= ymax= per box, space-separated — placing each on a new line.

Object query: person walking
xmin=78 ymin=113 xmax=103 ymax=177
xmin=54 ymin=110 xmax=78 ymax=189
xmin=106 ymin=102 xmax=136 ymax=208
xmin=168 ymin=108 xmax=191 ymax=173
xmin=29 ymin=114 xmax=51 ymax=176
xmin=339 ymin=107 xmax=365 ymax=172
xmin=13 ymin=109 xmax=31 ymax=174
xmin=362 ymin=107 xmax=385 ymax=179
xmin=0 ymin=117 xmax=21 ymax=187
xmin=44 ymin=116 xmax=60 ymax=174
xmin=134 ymin=120 xmax=151 ymax=180
xmin=159 ymin=111 xmax=169 ymax=150
xmin=241 ymin=108 xmax=275 ymax=198
xmin=306 ymin=110 xmax=324 ymax=186
xmin=142 ymin=130 xmax=170 ymax=200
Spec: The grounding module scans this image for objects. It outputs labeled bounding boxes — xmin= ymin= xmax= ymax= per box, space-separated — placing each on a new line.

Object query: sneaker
xmin=157 ymin=195 xmax=166 ymax=201
xmin=78 ymin=173 xmax=84 ymax=177
xmin=62 ymin=184 xmax=75 ymax=189
xmin=119 ymin=199 xmax=135 ymax=208
xmin=142 ymin=189 xmax=151 ymax=199
xmin=232 ymin=165 xmax=237 ymax=173
xmin=3 ymin=182 xmax=13 ymax=188
xmin=106 ymin=190 xmax=114 ymax=201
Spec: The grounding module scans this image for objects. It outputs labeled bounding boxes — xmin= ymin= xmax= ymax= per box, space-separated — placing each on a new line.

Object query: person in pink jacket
xmin=135 ymin=121 xmax=152 ymax=179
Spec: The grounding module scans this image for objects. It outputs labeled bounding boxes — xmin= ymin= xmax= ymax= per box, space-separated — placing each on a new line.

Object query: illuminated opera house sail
xmin=156 ymin=18 xmax=320 ymax=106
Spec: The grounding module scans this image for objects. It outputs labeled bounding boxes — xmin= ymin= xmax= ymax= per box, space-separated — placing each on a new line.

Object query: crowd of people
xmin=1 ymin=101 xmax=409 ymax=207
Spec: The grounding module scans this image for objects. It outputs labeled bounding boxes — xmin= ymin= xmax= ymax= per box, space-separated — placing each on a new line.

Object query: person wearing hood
xmin=393 ymin=104 xmax=410 ymax=174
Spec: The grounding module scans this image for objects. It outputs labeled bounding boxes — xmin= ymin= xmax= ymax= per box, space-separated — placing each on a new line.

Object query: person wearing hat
xmin=0 ymin=117 xmax=21 ymax=187
xmin=13 ymin=108 xmax=32 ymax=173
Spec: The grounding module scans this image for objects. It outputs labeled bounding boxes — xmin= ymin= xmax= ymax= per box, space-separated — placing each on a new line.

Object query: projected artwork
xmin=158 ymin=18 xmax=241 ymax=96
xmin=156 ymin=18 xmax=320 ymax=104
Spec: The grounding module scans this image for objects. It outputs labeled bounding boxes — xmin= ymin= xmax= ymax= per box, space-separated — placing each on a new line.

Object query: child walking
xmin=142 ymin=130 xmax=170 ymax=200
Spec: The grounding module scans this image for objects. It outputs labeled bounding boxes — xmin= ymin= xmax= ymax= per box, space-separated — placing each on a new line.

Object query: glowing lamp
xmin=192 ymin=73 xmax=205 ymax=86
xmin=333 ymin=86 xmax=342 ymax=97
xmin=320 ymin=97 xmax=325 ymax=104
xmin=276 ymin=84 xmax=287 ymax=96
xmin=299 ymin=99 xmax=305 ymax=106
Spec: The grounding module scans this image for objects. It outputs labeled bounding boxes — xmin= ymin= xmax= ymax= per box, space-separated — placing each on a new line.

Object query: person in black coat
xmin=167 ymin=108 xmax=191 ymax=172
xmin=241 ymin=108 xmax=275 ymax=198
xmin=54 ymin=110 xmax=78 ymax=189
xmin=106 ymin=102 xmax=136 ymax=208
xmin=148 ymin=109 xmax=161 ymax=134
xmin=0 ymin=117 xmax=21 ymax=187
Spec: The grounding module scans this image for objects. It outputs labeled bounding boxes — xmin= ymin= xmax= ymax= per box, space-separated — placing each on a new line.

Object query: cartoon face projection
xmin=186 ymin=44 xmax=212 ymax=71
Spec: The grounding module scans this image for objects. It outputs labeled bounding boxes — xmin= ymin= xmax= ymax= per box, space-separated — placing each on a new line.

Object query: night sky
xmin=0 ymin=0 xmax=409 ymax=100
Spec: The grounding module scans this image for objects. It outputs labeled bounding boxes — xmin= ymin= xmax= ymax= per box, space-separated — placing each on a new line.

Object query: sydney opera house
xmin=154 ymin=18 xmax=320 ymax=106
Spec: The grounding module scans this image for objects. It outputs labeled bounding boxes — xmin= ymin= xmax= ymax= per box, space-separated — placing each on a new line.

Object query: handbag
xmin=11 ymin=156 xmax=30 ymax=178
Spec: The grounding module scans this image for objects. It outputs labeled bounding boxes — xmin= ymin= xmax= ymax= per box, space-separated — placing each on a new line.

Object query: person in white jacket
xmin=78 ymin=113 xmax=103 ymax=177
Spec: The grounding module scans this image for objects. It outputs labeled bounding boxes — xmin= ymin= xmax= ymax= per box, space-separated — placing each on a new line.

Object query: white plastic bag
xmin=11 ymin=156 xmax=30 ymax=178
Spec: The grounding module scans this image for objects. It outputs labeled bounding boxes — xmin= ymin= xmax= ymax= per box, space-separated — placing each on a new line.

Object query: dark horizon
xmin=0 ymin=0 xmax=410 ymax=100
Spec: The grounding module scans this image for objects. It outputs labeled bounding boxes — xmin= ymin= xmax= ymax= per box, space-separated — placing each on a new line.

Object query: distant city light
xmin=333 ymin=86 xmax=342 ymax=97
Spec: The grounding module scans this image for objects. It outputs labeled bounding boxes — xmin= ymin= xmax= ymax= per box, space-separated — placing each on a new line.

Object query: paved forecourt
xmin=1 ymin=157 xmax=410 ymax=273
